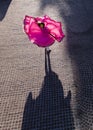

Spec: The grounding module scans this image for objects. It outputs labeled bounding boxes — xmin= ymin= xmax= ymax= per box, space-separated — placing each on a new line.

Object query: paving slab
xmin=0 ymin=0 xmax=93 ymax=130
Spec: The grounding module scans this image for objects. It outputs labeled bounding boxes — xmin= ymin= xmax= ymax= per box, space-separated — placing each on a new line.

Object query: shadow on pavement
xmin=0 ymin=0 xmax=12 ymax=21
xmin=39 ymin=0 xmax=93 ymax=32
xmin=21 ymin=49 xmax=75 ymax=130
xmin=66 ymin=29 xmax=93 ymax=130
xmin=39 ymin=0 xmax=93 ymax=129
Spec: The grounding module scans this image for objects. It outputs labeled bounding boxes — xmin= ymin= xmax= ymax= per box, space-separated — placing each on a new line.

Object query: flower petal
xmin=43 ymin=15 xmax=65 ymax=41
xmin=23 ymin=15 xmax=64 ymax=47
xmin=24 ymin=15 xmax=35 ymax=34
xmin=24 ymin=17 xmax=55 ymax=47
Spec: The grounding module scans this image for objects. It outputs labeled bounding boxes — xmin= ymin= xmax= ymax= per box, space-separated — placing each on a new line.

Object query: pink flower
xmin=24 ymin=15 xmax=65 ymax=47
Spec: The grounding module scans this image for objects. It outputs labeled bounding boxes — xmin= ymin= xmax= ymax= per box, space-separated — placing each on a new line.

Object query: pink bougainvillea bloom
xmin=24 ymin=15 xmax=65 ymax=47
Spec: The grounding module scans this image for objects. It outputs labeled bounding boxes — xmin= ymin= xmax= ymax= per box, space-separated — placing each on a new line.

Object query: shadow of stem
xmin=21 ymin=49 xmax=75 ymax=130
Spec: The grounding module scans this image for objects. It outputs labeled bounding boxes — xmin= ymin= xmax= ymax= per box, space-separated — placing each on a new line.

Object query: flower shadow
xmin=0 ymin=0 xmax=12 ymax=21
xmin=21 ymin=49 xmax=75 ymax=130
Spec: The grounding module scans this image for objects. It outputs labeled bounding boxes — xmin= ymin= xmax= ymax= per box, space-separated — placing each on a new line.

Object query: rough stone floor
xmin=0 ymin=0 xmax=93 ymax=130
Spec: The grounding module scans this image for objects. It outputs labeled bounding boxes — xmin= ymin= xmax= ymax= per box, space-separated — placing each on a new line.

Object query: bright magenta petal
xmin=43 ymin=15 xmax=65 ymax=42
xmin=23 ymin=15 xmax=65 ymax=47
xmin=24 ymin=15 xmax=35 ymax=34
xmin=24 ymin=16 xmax=55 ymax=47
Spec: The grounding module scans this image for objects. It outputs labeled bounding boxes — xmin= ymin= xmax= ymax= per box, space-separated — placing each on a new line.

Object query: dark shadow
xmin=21 ymin=49 xmax=75 ymax=130
xmin=66 ymin=29 xmax=93 ymax=130
xmin=39 ymin=0 xmax=93 ymax=32
xmin=0 ymin=0 xmax=12 ymax=21
xmin=39 ymin=0 xmax=93 ymax=129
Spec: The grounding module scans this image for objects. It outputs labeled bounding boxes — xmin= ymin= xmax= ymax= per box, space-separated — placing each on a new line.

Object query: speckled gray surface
xmin=0 ymin=0 xmax=93 ymax=130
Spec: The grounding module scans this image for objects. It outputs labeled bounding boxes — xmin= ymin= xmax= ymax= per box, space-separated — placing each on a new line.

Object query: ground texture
xmin=0 ymin=0 xmax=93 ymax=130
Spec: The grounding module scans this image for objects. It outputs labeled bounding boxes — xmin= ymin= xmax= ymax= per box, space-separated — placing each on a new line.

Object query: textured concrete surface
xmin=0 ymin=0 xmax=93 ymax=130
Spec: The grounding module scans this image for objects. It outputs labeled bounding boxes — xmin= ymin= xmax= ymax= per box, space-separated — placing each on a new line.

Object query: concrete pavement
xmin=0 ymin=0 xmax=93 ymax=130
